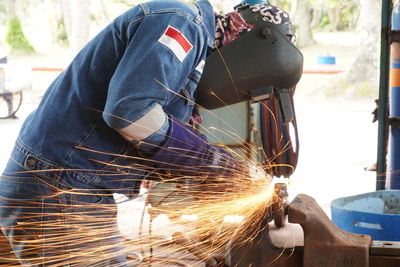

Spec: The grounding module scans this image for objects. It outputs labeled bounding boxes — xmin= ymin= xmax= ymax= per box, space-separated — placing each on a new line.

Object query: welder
xmin=0 ymin=0 xmax=302 ymax=265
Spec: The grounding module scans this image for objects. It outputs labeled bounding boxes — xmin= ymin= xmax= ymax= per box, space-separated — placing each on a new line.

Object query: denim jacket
xmin=9 ymin=0 xmax=215 ymax=195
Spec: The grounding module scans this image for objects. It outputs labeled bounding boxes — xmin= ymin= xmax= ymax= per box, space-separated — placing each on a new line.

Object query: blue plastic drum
xmin=317 ymin=56 xmax=336 ymax=65
xmin=331 ymin=190 xmax=400 ymax=241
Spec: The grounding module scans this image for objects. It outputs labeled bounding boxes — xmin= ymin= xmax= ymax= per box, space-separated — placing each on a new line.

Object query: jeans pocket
xmin=1 ymin=155 xmax=125 ymax=265
xmin=59 ymin=190 xmax=124 ymax=264
xmin=0 ymin=174 xmax=66 ymax=265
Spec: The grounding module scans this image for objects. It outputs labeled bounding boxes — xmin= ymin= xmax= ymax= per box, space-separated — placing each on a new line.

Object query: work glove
xmin=150 ymin=117 xmax=238 ymax=191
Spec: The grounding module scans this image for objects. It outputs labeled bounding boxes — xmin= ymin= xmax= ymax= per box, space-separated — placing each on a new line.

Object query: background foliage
xmin=0 ymin=0 xmax=377 ymax=89
xmin=0 ymin=0 xmax=361 ymax=51
xmin=6 ymin=18 xmax=34 ymax=53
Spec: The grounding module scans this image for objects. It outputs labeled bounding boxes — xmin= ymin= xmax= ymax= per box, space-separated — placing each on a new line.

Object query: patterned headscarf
xmin=214 ymin=4 xmax=293 ymax=49
xmin=214 ymin=12 xmax=253 ymax=49
xmin=249 ymin=4 xmax=292 ymax=25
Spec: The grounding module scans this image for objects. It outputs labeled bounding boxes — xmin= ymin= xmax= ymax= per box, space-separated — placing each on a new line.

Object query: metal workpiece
xmin=273 ymin=183 xmax=289 ymax=228
xmin=288 ymin=194 xmax=372 ymax=267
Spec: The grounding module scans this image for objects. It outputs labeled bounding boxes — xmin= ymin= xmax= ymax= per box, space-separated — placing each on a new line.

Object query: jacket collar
xmin=194 ymin=0 xmax=215 ymax=48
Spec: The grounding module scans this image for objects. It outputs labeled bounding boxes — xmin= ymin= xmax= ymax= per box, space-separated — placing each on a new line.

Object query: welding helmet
xmin=195 ymin=3 xmax=304 ymax=110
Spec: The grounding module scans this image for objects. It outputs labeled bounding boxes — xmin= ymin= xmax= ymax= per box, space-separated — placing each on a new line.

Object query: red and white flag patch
xmin=158 ymin=26 xmax=193 ymax=62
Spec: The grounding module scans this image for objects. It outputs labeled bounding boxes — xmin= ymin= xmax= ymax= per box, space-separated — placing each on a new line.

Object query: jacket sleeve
xmin=103 ymin=12 xmax=205 ymax=147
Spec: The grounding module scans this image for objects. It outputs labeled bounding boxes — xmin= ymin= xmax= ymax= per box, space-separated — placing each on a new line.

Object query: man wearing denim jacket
xmin=0 ymin=0 xmax=301 ymax=265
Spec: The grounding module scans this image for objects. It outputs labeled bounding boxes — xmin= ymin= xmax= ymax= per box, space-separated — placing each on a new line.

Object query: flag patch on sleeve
xmin=158 ymin=26 xmax=193 ymax=62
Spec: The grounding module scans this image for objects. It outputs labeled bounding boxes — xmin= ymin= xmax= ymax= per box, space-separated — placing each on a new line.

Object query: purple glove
xmin=151 ymin=117 xmax=238 ymax=180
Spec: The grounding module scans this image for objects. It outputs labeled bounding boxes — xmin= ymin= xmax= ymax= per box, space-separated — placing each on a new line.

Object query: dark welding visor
xmin=195 ymin=10 xmax=304 ymax=110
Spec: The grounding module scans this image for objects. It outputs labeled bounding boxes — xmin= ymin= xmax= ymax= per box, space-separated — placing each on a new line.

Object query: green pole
xmin=376 ymin=0 xmax=392 ymax=190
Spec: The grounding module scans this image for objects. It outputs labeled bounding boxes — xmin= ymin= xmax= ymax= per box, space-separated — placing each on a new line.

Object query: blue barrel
xmin=331 ymin=190 xmax=400 ymax=241
xmin=317 ymin=56 xmax=336 ymax=65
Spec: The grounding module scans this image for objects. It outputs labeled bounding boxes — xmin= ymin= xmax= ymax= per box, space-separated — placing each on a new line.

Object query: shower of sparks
xmin=0 ymin=152 xmax=280 ymax=266
xmin=0 ymin=70 xmax=293 ymax=266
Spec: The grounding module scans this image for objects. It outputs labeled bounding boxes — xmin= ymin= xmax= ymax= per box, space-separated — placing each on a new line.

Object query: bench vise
xmin=227 ymin=193 xmax=400 ymax=267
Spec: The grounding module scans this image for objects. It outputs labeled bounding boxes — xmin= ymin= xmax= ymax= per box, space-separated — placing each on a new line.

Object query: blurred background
xmin=0 ymin=0 xmax=382 ymax=215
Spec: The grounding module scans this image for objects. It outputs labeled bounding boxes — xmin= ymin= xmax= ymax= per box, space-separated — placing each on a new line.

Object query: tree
xmin=310 ymin=0 xmax=326 ymax=28
xmin=43 ymin=0 xmax=67 ymax=45
xmin=346 ymin=0 xmax=381 ymax=85
xmin=290 ymin=0 xmax=315 ymax=47
xmin=4 ymin=0 xmax=34 ymax=53
xmin=97 ymin=0 xmax=110 ymax=25
xmin=326 ymin=0 xmax=359 ymax=31
xmin=61 ymin=0 xmax=91 ymax=53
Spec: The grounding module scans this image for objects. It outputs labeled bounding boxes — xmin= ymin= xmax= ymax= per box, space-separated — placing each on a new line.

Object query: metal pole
xmin=388 ymin=1 xmax=400 ymax=189
xmin=376 ymin=0 xmax=392 ymax=190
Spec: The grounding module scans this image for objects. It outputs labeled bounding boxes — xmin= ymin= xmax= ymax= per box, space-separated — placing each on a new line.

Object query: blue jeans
xmin=0 ymin=141 xmax=127 ymax=266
